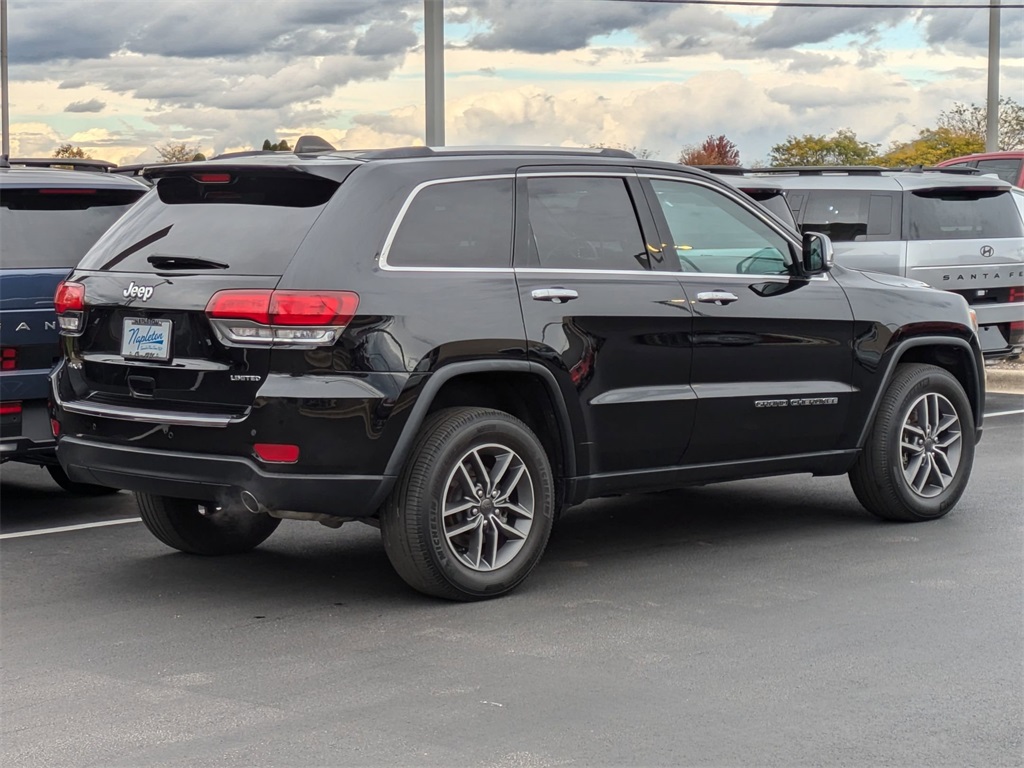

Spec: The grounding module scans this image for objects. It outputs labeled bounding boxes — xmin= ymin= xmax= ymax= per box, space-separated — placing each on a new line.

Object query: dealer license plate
xmin=121 ymin=317 xmax=172 ymax=361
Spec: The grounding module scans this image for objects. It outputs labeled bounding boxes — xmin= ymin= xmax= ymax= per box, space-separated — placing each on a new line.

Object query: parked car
xmin=688 ymin=166 xmax=798 ymax=229
xmin=0 ymin=158 xmax=148 ymax=492
xmin=937 ymin=151 xmax=1024 ymax=187
xmin=51 ymin=147 xmax=984 ymax=599
xmin=755 ymin=166 xmax=1024 ymax=361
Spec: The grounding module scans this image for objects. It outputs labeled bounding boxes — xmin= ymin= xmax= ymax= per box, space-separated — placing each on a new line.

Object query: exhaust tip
xmin=240 ymin=490 xmax=262 ymax=514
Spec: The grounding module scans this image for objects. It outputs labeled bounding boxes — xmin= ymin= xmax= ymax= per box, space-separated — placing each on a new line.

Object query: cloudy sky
xmin=6 ymin=0 xmax=1023 ymax=165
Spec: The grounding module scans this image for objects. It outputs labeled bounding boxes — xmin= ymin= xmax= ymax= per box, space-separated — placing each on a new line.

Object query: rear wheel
xmin=381 ymin=407 xmax=556 ymax=600
xmin=46 ymin=464 xmax=121 ymax=496
xmin=850 ymin=363 xmax=975 ymax=522
xmin=136 ymin=493 xmax=281 ymax=555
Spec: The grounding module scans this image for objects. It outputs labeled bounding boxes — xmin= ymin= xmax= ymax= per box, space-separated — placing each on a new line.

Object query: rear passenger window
xmin=908 ymin=189 xmax=1024 ymax=240
xmin=523 ymin=177 xmax=649 ymax=271
xmin=388 ymin=179 xmax=513 ymax=268
xmin=803 ymin=191 xmax=895 ymax=241
xmin=976 ymin=158 xmax=1023 ymax=186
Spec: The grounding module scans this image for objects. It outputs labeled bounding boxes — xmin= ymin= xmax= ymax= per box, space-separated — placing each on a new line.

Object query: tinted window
xmin=0 ymin=188 xmax=144 ymax=269
xmin=77 ymin=174 xmax=338 ymax=275
xmin=975 ymin=158 xmax=1023 ymax=185
xmin=388 ymin=178 xmax=513 ymax=268
xmin=649 ymin=180 xmax=790 ymax=275
xmin=524 ymin=177 xmax=648 ymax=271
xmin=803 ymin=190 xmax=869 ymax=241
xmin=908 ymin=188 xmax=1024 ymax=240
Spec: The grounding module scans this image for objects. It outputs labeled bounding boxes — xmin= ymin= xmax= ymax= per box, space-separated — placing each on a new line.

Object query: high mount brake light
xmin=54 ymin=281 xmax=85 ymax=313
xmin=193 ymin=173 xmax=232 ymax=183
xmin=205 ymin=289 xmax=359 ymax=347
xmin=38 ymin=188 xmax=98 ymax=195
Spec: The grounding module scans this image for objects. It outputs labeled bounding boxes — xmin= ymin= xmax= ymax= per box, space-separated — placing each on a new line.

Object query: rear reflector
xmin=253 ymin=443 xmax=299 ymax=463
xmin=0 ymin=402 xmax=22 ymax=416
xmin=50 ymin=418 xmax=61 ymax=437
xmin=55 ymin=281 xmax=86 ymax=313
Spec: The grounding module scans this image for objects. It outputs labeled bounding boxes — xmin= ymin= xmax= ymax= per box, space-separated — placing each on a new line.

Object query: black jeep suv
xmin=51 ymin=146 xmax=984 ymax=600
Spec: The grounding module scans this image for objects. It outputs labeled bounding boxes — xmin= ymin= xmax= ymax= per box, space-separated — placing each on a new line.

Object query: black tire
xmin=850 ymin=363 xmax=975 ymax=522
xmin=380 ymin=407 xmax=556 ymax=600
xmin=136 ymin=493 xmax=281 ymax=555
xmin=46 ymin=464 xmax=121 ymax=496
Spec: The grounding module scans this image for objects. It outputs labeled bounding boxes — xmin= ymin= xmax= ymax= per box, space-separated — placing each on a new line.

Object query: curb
xmin=985 ymin=366 xmax=1024 ymax=395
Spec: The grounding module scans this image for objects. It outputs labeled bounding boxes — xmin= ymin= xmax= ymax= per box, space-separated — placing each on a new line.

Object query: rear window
xmin=0 ymin=187 xmax=144 ymax=269
xmin=801 ymin=190 xmax=897 ymax=241
xmin=76 ymin=172 xmax=341 ymax=275
xmin=907 ymin=188 xmax=1024 ymax=241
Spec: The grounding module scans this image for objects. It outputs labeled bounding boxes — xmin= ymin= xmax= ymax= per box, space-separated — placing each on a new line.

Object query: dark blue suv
xmin=1 ymin=158 xmax=147 ymax=492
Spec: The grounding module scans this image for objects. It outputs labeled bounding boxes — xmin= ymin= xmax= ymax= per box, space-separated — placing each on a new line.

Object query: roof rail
xmin=334 ymin=145 xmax=638 ymax=161
xmin=5 ymin=157 xmax=117 ymax=172
xmin=689 ymin=165 xmax=756 ymax=175
xmin=753 ymin=166 xmax=890 ymax=176
xmin=897 ymin=165 xmax=981 ymax=175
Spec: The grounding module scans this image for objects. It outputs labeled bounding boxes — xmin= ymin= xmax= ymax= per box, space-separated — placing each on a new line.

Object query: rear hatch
xmin=61 ymin=164 xmax=352 ymax=418
xmin=904 ymin=184 xmax=1024 ymax=302
xmin=0 ymin=183 xmax=144 ymax=402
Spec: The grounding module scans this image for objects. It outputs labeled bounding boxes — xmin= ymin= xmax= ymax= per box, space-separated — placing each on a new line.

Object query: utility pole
xmin=986 ymin=0 xmax=1000 ymax=151
xmin=424 ymin=0 xmax=445 ymax=147
xmin=1 ymin=0 xmax=10 ymax=157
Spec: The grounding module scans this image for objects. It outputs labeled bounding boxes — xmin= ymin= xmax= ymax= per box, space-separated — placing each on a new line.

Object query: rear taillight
xmin=54 ymin=281 xmax=86 ymax=334
xmin=205 ymin=289 xmax=359 ymax=347
xmin=1 ymin=348 xmax=16 ymax=371
xmin=1009 ymin=286 xmax=1024 ymax=303
xmin=0 ymin=402 xmax=22 ymax=416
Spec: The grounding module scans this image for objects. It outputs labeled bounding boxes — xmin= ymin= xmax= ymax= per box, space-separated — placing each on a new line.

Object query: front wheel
xmin=849 ymin=363 xmax=975 ymax=522
xmin=136 ymin=493 xmax=281 ymax=555
xmin=380 ymin=407 xmax=556 ymax=600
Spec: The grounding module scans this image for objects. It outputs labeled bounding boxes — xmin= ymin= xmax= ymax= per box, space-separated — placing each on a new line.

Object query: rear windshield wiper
xmin=147 ymin=255 xmax=229 ymax=270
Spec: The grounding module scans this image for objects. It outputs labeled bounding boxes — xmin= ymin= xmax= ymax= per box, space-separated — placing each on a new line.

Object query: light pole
xmin=986 ymin=0 xmax=1000 ymax=151
xmin=1 ymin=0 xmax=10 ymax=157
xmin=424 ymin=0 xmax=445 ymax=147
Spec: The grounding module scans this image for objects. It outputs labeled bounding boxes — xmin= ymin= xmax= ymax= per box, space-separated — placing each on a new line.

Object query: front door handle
xmin=696 ymin=290 xmax=739 ymax=305
xmin=531 ymin=287 xmax=579 ymax=304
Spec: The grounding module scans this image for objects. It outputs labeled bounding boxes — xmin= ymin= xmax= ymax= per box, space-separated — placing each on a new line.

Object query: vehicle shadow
xmin=97 ymin=476 xmax=876 ymax=609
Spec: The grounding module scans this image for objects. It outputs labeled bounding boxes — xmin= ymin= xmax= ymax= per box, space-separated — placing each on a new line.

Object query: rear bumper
xmin=56 ymin=436 xmax=395 ymax=518
xmin=0 ymin=400 xmax=57 ymax=464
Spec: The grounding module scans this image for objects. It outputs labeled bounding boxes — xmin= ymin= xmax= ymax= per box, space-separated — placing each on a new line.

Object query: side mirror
xmin=801 ymin=231 xmax=834 ymax=275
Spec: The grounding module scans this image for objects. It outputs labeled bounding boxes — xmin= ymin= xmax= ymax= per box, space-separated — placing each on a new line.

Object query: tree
xmin=937 ymin=97 xmax=1024 ymax=151
xmin=192 ymin=153 xmax=207 ymax=161
xmin=155 ymin=141 xmax=203 ymax=163
xmin=879 ymin=127 xmax=985 ymax=168
xmin=769 ymin=129 xmax=880 ymax=167
xmin=53 ymin=144 xmax=90 ymax=159
xmin=260 ymin=138 xmax=292 ymax=152
xmin=679 ymin=135 xmax=740 ymax=166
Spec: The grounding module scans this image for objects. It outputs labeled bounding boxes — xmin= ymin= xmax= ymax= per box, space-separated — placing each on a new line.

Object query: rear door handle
xmin=531 ymin=288 xmax=579 ymax=304
xmin=696 ymin=291 xmax=739 ymax=305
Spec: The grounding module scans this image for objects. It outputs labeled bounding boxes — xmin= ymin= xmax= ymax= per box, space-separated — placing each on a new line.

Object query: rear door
xmin=513 ymin=168 xmax=695 ymax=476
xmin=60 ymin=167 xmax=345 ymax=418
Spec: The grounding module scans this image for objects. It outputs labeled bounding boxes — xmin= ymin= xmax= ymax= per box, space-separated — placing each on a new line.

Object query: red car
xmin=937 ymin=151 xmax=1024 ymax=187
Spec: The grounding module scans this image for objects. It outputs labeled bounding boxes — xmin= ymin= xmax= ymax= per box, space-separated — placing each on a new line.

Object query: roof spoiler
xmin=4 ymin=157 xmax=118 ymax=172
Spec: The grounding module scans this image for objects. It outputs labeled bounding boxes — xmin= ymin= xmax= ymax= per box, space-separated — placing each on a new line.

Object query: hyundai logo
xmin=980 ymin=245 xmax=995 ymax=258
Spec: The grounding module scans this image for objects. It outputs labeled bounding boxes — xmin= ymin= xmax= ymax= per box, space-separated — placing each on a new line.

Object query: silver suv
xmin=754 ymin=167 xmax=1023 ymax=361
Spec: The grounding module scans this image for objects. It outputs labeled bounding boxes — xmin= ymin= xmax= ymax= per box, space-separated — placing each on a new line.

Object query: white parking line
xmin=0 ymin=517 xmax=141 ymax=540
xmin=986 ymin=409 xmax=1024 ymax=418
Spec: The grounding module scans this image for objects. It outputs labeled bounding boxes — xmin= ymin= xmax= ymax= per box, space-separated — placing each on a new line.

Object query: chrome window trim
xmin=379 ymin=174 xmax=516 ymax=273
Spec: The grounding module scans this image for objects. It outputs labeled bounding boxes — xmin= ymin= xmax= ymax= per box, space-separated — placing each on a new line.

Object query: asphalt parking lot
xmin=2 ymin=392 xmax=1022 ymax=768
